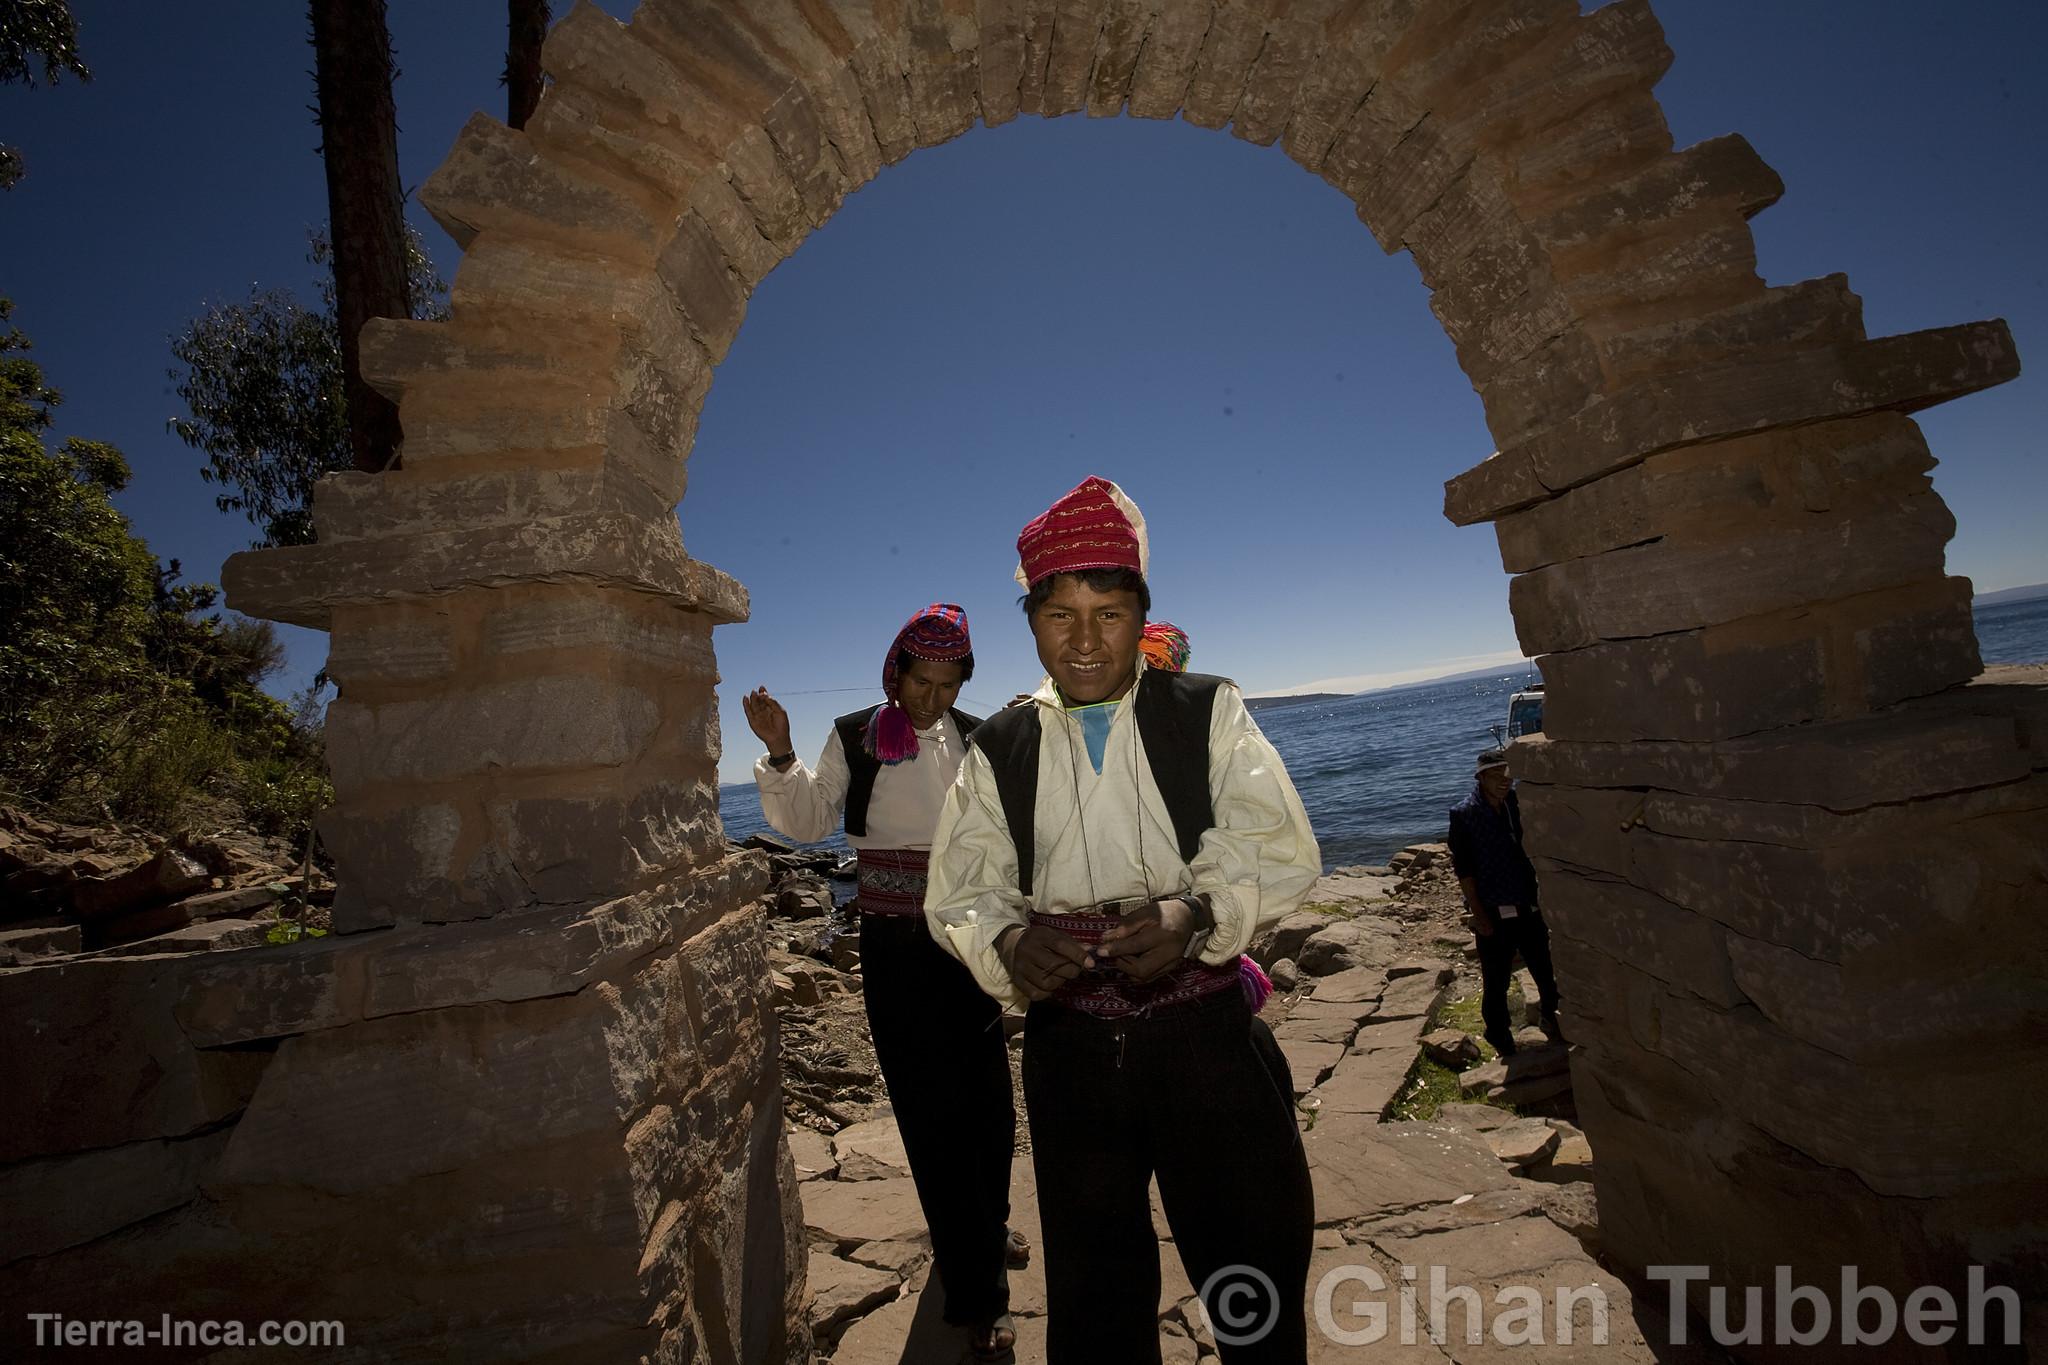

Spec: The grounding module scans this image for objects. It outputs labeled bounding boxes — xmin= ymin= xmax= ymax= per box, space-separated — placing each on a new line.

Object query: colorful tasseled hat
xmin=864 ymin=603 xmax=972 ymax=764
xmin=1139 ymin=620 xmax=1191 ymax=674
xmin=1014 ymin=476 xmax=1149 ymax=589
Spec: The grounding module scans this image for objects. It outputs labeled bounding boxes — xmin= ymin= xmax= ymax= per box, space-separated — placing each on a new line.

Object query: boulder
xmin=1267 ymin=957 xmax=1299 ymax=992
xmin=1248 ymin=910 xmax=1327 ymax=969
xmin=1484 ymin=1117 xmax=1562 ymax=1168
xmin=1420 ymin=1028 xmax=1483 ymax=1069
xmin=772 ymin=878 xmax=834 ymax=919
xmin=1297 ymin=920 xmax=1400 ymax=976
xmin=70 ymin=849 xmax=210 ymax=920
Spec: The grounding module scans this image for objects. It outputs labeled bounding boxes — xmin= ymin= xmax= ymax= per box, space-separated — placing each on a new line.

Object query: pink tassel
xmin=864 ymin=703 xmax=920 ymax=765
xmin=1239 ymin=956 xmax=1273 ymax=1013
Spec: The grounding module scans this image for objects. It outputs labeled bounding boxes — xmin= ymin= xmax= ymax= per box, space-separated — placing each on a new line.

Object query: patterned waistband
xmin=855 ymin=848 xmax=929 ymax=918
xmin=1029 ymin=908 xmax=1240 ymax=1020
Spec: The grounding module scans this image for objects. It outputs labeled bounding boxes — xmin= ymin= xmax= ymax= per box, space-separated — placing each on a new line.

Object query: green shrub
xmin=99 ymin=692 xmax=237 ymax=829
xmin=236 ymin=752 xmax=333 ymax=843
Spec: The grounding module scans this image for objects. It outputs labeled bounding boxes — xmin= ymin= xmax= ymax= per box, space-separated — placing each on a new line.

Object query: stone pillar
xmin=1449 ymin=330 xmax=2040 ymax=1351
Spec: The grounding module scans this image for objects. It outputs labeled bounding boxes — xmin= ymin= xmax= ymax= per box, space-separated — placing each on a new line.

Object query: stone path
xmin=800 ymin=1104 xmax=1682 ymax=1363
xmin=794 ymin=863 xmax=1725 ymax=1363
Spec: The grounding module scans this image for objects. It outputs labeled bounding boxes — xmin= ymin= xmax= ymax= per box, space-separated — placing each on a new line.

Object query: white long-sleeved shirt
xmin=753 ymin=714 xmax=969 ymax=849
xmin=925 ymin=667 xmax=1321 ymax=1009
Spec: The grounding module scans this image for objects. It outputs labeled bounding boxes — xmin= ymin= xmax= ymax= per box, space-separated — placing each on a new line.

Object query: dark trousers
xmin=1022 ymin=989 xmax=1315 ymax=1364
xmin=1475 ymin=909 xmax=1561 ymax=1045
xmin=859 ymin=914 xmax=1016 ymax=1326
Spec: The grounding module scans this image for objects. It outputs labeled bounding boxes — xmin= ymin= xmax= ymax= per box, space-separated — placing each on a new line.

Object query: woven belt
xmin=854 ymin=848 xmax=930 ymax=918
xmin=1030 ymin=908 xmax=1239 ymax=1020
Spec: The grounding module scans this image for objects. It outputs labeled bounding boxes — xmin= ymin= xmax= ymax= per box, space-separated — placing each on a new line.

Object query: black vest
xmin=967 ymin=670 xmax=1224 ymax=898
xmin=833 ymin=704 xmax=984 ymax=837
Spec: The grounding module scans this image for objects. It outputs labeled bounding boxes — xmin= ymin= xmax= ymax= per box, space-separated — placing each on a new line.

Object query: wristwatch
xmin=1180 ymin=892 xmax=1215 ymax=960
xmin=767 ymin=750 xmax=796 ymax=770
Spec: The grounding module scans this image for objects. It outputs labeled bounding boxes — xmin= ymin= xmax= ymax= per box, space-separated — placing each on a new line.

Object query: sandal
xmin=969 ymin=1312 xmax=1017 ymax=1362
xmin=1003 ymin=1227 xmax=1031 ymax=1270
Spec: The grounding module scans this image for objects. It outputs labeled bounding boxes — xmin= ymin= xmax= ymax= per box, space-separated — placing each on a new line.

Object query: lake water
xmin=718 ymin=596 xmax=2048 ymax=869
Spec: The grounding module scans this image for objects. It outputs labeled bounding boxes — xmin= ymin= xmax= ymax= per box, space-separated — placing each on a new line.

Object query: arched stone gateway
xmin=3 ymin=1 xmax=2039 ymax=1360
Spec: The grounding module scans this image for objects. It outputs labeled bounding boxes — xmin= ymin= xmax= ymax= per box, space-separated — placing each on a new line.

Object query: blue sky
xmin=2 ymin=2 xmax=2042 ymax=786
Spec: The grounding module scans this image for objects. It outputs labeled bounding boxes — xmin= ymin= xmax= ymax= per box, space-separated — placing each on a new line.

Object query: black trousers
xmin=1022 ymin=989 xmax=1315 ymax=1364
xmin=1475 ymin=909 xmax=1561 ymax=1045
xmin=859 ymin=914 xmax=1016 ymax=1326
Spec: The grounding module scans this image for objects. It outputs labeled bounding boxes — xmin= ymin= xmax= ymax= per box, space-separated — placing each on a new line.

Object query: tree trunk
xmin=309 ymin=0 xmax=408 ymax=474
xmin=505 ymin=0 xmax=550 ymax=130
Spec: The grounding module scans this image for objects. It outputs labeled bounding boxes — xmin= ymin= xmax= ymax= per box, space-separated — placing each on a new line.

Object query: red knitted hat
xmin=1014 ymin=476 xmax=1150 ymax=589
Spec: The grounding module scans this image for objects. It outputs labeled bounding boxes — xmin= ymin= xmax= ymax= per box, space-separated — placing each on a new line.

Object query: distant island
xmin=1243 ymin=586 xmax=2042 ymax=711
xmin=1975 ymin=582 xmax=2048 ymax=608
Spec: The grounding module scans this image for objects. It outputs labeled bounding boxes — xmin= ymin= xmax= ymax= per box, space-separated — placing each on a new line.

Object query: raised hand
xmin=742 ymin=686 xmax=794 ymax=757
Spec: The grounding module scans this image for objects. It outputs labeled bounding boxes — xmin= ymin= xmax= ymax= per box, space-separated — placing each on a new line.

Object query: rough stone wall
xmin=2 ymin=0 xmax=2037 ymax=1359
xmin=2 ymin=857 xmax=805 ymax=1363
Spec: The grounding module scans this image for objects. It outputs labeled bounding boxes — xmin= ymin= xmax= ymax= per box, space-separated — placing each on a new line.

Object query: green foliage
xmin=1 ymin=0 xmax=93 ymax=189
xmin=1386 ymin=1056 xmax=1467 ymax=1123
xmin=0 ymin=0 xmax=89 ymax=85
xmin=0 ymin=297 xmax=332 ymax=841
xmin=168 ymin=227 xmax=448 ymax=547
xmin=266 ymin=917 xmax=328 ymax=946
xmin=1 ymin=300 xmax=158 ymax=798
xmin=236 ymin=751 xmax=334 ymax=839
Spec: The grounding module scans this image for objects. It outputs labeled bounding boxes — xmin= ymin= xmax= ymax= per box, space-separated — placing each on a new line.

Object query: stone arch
xmin=10 ymin=1 xmax=2032 ymax=1359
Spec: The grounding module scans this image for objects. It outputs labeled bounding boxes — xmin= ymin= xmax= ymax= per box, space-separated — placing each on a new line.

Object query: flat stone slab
xmin=1374 ymin=970 xmax=1451 ymax=1022
xmin=1363 ymin=1218 xmax=1659 ymax=1360
xmin=1435 ymin=1103 xmax=1519 ymax=1135
xmin=846 ymin=1239 xmax=927 ymax=1277
xmin=1310 ymin=1044 xmax=1417 ymax=1118
xmin=1311 ymin=870 xmax=1399 ymax=903
xmin=1485 ymin=1118 xmax=1562 ymax=1168
xmin=1303 ymin=966 xmax=1388 ymax=1004
xmin=802 ymin=1177 xmax=929 ymax=1248
xmin=826 ymin=1291 xmax=921 ymax=1362
xmin=1304 ymin=1116 xmax=1516 ymax=1227
xmin=96 ymin=918 xmax=271 ymax=956
xmin=1286 ymin=995 xmax=1381 ymax=1026
xmin=1350 ymin=1016 xmax=1429 ymax=1055
xmin=786 ymin=1125 xmax=836 ymax=1181
xmin=1278 ymin=1039 xmax=1346 ymax=1096
xmin=1271 ymin=1010 xmax=1367 ymax=1047
xmin=0 ymin=923 xmax=81 ymax=962
xmin=832 ymin=1112 xmax=909 ymax=1181
xmin=807 ymin=1250 xmax=900 ymax=1334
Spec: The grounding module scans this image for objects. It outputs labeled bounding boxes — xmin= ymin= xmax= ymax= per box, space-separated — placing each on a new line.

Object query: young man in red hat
xmin=744 ymin=604 xmax=1024 ymax=1360
xmin=926 ymin=478 xmax=1322 ymax=1363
